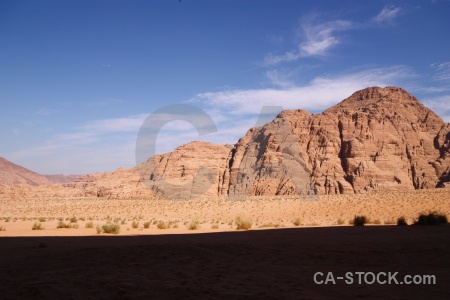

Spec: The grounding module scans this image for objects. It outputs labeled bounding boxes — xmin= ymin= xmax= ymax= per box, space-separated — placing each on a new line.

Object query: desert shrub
xmin=414 ymin=212 xmax=448 ymax=225
xmin=85 ymin=221 xmax=94 ymax=228
xmin=32 ymin=222 xmax=45 ymax=230
xmin=173 ymin=223 xmax=179 ymax=228
xmin=121 ymin=219 xmax=127 ymax=225
xmin=353 ymin=215 xmax=367 ymax=226
xmin=337 ymin=218 xmax=345 ymax=225
xmin=157 ymin=222 xmax=168 ymax=229
xmin=188 ymin=220 xmax=200 ymax=230
xmin=235 ymin=217 xmax=252 ymax=230
xmin=96 ymin=225 xmax=103 ymax=234
xmin=293 ymin=218 xmax=302 ymax=226
xmin=5 ymin=218 xmax=10 ymax=222
xmin=131 ymin=221 xmax=139 ymax=229
xmin=211 ymin=224 xmax=219 ymax=229
xmin=70 ymin=216 xmax=78 ymax=223
xmin=0 ymin=225 xmax=5 ymax=231
xmin=57 ymin=221 xmax=70 ymax=228
xmin=38 ymin=217 xmax=46 ymax=222
xmin=102 ymin=223 xmax=120 ymax=234
xmin=397 ymin=217 xmax=408 ymax=226
xmin=143 ymin=221 xmax=151 ymax=229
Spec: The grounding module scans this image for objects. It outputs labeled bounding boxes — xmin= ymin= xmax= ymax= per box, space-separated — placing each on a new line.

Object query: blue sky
xmin=1 ymin=0 xmax=449 ymax=174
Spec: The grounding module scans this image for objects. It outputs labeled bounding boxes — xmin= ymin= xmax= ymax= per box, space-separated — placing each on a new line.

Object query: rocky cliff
xmin=2 ymin=86 xmax=449 ymax=199
xmin=139 ymin=86 xmax=450 ymax=198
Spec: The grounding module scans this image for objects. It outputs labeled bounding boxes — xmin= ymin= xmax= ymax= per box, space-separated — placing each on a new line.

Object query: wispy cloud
xmin=372 ymin=5 xmax=402 ymax=24
xmin=422 ymin=95 xmax=450 ymax=123
xmin=299 ymin=18 xmax=352 ymax=57
xmin=80 ymin=114 xmax=147 ymax=133
xmin=193 ymin=66 xmax=413 ymax=115
xmin=431 ymin=62 xmax=450 ymax=82
xmin=264 ymin=16 xmax=352 ymax=65
xmin=186 ymin=65 xmax=416 ymax=152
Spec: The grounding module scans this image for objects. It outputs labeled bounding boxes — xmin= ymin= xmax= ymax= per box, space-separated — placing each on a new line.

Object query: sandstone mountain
xmin=1 ymin=86 xmax=449 ymax=199
xmin=0 ymin=157 xmax=50 ymax=186
xmin=138 ymin=86 xmax=450 ymax=198
xmin=0 ymin=157 xmax=80 ymax=186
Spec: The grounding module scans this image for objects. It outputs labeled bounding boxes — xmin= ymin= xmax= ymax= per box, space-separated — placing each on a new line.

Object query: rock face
xmin=138 ymin=141 xmax=232 ymax=199
xmin=139 ymin=86 xmax=450 ymax=197
xmin=2 ymin=86 xmax=449 ymax=199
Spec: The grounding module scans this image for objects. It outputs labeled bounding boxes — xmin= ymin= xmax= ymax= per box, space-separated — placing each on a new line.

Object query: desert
xmin=1 ymin=85 xmax=450 ymax=299
xmin=0 ymin=189 xmax=449 ymax=237
xmin=2 ymin=1 xmax=450 ymax=298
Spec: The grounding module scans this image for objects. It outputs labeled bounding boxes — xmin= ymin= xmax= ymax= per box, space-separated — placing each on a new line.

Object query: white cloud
xmin=300 ymin=18 xmax=352 ymax=57
xmin=9 ymin=64 xmax=449 ymax=175
xmin=264 ymin=16 xmax=352 ymax=65
xmin=422 ymin=95 xmax=450 ymax=123
xmin=431 ymin=62 xmax=450 ymax=82
xmin=183 ymin=65 xmax=416 ymax=154
xmin=372 ymin=5 xmax=402 ymax=24
xmin=193 ymin=66 xmax=412 ymax=115
xmin=80 ymin=114 xmax=148 ymax=133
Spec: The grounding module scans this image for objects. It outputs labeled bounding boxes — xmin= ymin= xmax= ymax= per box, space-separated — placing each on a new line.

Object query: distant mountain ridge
xmin=0 ymin=157 xmax=80 ymax=186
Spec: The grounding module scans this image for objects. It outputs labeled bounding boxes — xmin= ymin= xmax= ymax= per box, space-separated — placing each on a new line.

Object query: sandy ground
xmin=0 ymin=189 xmax=449 ymax=236
xmin=0 ymin=189 xmax=449 ymax=298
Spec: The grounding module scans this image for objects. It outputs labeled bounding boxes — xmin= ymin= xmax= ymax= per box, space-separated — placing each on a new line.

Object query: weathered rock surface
xmin=138 ymin=141 xmax=232 ymax=199
xmin=1 ymin=86 xmax=449 ymax=199
xmin=138 ymin=86 xmax=449 ymax=197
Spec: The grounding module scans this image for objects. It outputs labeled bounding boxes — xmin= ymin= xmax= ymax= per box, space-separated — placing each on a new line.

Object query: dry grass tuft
xmin=235 ymin=216 xmax=252 ymax=230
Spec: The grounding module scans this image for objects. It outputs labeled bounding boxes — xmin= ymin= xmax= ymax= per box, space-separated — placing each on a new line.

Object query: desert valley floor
xmin=0 ymin=189 xmax=449 ymax=236
xmin=0 ymin=190 xmax=449 ymax=299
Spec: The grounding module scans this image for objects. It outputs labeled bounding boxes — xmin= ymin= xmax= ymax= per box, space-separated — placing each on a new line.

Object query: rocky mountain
xmin=138 ymin=86 xmax=450 ymax=198
xmin=0 ymin=157 xmax=50 ymax=186
xmin=0 ymin=157 xmax=80 ymax=186
xmin=1 ymin=86 xmax=449 ymax=199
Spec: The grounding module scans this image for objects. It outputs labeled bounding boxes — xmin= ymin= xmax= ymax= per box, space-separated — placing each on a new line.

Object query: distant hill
xmin=0 ymin=157 xmax=80 ymax=186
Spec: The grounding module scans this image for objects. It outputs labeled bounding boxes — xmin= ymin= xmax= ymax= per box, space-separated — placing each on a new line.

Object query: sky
xmin=1 ymin=0 xmax=449 ymax=175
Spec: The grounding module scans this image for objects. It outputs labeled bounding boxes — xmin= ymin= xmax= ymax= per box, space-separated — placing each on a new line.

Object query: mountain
xmin=1 ymin=86 xmax=449 ymax=199
xmin=0 ymin=157 xmax=80 ymax=186
xmin=0 ymin=157 xmax=50 ymax=186
xmin=138 ymin=86 xmax=450 ymax=198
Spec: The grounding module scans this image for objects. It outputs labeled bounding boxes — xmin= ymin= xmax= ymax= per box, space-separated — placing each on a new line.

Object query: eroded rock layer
xmin=2 ymin=86 xmax=449 ymax=199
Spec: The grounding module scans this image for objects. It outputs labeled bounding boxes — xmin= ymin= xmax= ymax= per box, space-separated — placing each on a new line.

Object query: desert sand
xmin=0 ymin=189 xmax=449 ymax=236
xmin=0 ymin=189 xmax=449 ymax=299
